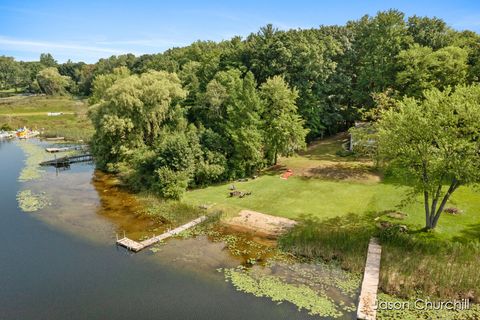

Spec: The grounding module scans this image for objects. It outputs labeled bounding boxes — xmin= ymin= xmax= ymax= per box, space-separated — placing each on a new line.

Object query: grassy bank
xmin=0 ymin=95 xmax=93 ymax=140
xmin=183 ymin=134 xmax=480 ymax=304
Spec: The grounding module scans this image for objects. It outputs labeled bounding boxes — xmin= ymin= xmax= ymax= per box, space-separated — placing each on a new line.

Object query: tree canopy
xmin=2 ymin=10 xmax=480 ymax=202
xmin=377 ymin=85 xmax=480 ymax=229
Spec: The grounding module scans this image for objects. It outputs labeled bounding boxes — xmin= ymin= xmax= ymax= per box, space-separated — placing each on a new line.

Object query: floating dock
xmin=357 ymin=238 xmax=382 ymax=320
xmin=116 ymin=215 xmax=208 ymax=252
xmin=39 ymin=154 xmax=93 ymax=167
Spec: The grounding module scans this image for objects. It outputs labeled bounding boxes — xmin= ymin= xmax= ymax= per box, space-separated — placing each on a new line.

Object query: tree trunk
xmin=424 ymin=179 xmax=460 ymax=230
xmin=424 ymin=191 xmax=430 ymax=229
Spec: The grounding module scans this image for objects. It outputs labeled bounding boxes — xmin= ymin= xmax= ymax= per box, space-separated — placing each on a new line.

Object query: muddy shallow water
xmin=0 ymin=139 xmax=357 ymax=319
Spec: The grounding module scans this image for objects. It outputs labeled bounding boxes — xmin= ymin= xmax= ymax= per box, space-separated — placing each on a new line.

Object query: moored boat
xmin=0 ymin=131 xmax=16 ymax=139
xmin=16 ymin=127 xmax=40 ymax=139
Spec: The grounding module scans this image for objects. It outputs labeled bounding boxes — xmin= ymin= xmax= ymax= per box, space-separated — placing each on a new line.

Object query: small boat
xmin=16 ymin=127 xmax=40 ymax=139
xmin=0 ymin=131 xmax=16 ymax=139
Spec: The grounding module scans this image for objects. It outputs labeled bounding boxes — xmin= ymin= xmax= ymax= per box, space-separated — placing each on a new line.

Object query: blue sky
xmin=1 ymin=0 xmax=479 ymax=63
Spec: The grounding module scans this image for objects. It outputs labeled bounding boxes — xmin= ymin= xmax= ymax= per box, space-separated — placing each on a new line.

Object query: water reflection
xmin=9 ymin=139 xmax=357 ymax=319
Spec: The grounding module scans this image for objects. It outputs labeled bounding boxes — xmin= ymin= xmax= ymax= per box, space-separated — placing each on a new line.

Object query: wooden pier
xmin=116 ymin=215 xmax=208 ymax=252
xmin=357 ymin=238 xmax=382 ymax=320
xmin=45 ymin=146 xmax=86 ymax=153
xmin=39 ymin=154 xmax=93 ymax=167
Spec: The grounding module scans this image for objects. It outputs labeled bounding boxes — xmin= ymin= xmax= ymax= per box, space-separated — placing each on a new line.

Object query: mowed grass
xmin=185 ymin=132 xmax=480 ymax=303
xmin=184 ymin=133 xmax=480 ymax=240
xmin=0 ymin=95 xmax=93 ymax=140
xmin=185 ymin=175 xmax=411 ymax=219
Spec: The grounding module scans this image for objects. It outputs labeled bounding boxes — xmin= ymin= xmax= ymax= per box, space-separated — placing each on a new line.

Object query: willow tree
xmin=36 ymin=67 xmax=72 ymax=95
xmin=377 ymin=85 xmax=480 ymax=230
xmin=89 ymin=70 xmax=186 ymax=171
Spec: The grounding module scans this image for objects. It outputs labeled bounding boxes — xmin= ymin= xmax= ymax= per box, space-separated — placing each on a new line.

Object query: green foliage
xmin=407 ymin=15 xmax=453 ymax=49
xmin=17 ymin=140 xmax=48 ymax=182
xmin=223 ymin=268 xmax=343 ymax=317
xmin=36 ymin=67 xmax=72 ymax=95
xmin=348 ymin=9 xmax=413 ymax=107
xmin=397 ymin=45 xmax=468 ymax=97
xmin=280 ymin=214 xmax=374 ymax=272
xmin=0 ymin=56 xmax=21 ymax=90
xmin=260 ymin=75 xmax=308 ymax=164
xmin=280 ymin=213 xmax=480 ymax=303
xmin=89 ymin=66 xmax=131 ymax=104
xmin=39 ymin=53 xmax=57 ymax=68
xmin=377 ymin=85 xmax=480 ymax=229
xmin=16 ymin=189 xmax=50 ymax=212
xmin=89 ymin=70 xmax=186 ymax=171
xmin=0 ymin=123 xmax=13 ymax=131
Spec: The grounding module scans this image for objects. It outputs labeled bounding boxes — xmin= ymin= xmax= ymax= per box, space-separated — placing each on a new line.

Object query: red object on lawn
xmin=281 ymin=169 xmax=293 ymax=179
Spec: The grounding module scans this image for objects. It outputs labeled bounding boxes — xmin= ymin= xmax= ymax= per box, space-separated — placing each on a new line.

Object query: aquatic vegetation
xmin=223 ymin=267 xmax=343 ymax=318
xmin=17 ymin=141 xmax=48 ymax=182
xmin=277 ymin=261 xmax=361 ymax=299
xmin=16 ymin=189 xmax=50 ymax=212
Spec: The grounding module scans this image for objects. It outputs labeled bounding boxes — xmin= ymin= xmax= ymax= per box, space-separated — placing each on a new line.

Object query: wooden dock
xmin=45 ymin=146 xmax=86 ymax=153
xmin=44 ymin=137 xmax=65 ymax=141
xmin=39 ymin=154 xmax=93 ymax=167
xmin=357 ymin=238 xmax=382 ymax=320
xmin=116 ymin=215 xmax=208 ymax=252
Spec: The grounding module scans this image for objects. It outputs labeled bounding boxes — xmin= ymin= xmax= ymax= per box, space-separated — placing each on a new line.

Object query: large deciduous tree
xmin=89 ymin=70 xmax=186 ymax=171
xmin=348 ymin=10 xmax=412 ymax=107
xmin=396 ymin=45 xmax=468 ymax=97
xmin=377 ymin=85 xmax=480 ymax=230
xmin=260 ymin=75 xmax=308 ymax=165
xmin=36 ymin=67 xmax=72 ymax=95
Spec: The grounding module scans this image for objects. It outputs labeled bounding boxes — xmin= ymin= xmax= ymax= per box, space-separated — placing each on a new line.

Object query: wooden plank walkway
xmin=116 ymin=215 xmax=208 ymax=252
xmin=357 ymin=238 xmax=382 ymax=320
xmin=45 ymin=146 xmax=85 ymax=153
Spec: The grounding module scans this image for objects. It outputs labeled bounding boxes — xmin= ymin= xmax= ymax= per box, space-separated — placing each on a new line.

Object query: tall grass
xmin=279 ymin=214 xmax=480 ymax=302
xmin=379 ymin=231 xmax=480 ymax=302
xmin=279 ymin=214 xmax=375 ymax=272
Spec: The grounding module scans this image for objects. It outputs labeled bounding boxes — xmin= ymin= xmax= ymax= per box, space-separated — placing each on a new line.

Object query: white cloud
xmin=95 ymin=39 xmax=186 ymax=47
xmin=0 ymin=36 xmax=130 ymax=55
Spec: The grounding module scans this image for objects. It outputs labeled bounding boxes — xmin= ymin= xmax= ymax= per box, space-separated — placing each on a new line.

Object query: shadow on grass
xmin=452 ymin=222 xmax=480 ymax=242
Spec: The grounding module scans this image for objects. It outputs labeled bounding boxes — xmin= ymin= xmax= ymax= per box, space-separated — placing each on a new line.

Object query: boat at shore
xmin=16 ymin=127 xmax=40 ymax=139
xmin=0 ymin=131 xmax=16 ymax=139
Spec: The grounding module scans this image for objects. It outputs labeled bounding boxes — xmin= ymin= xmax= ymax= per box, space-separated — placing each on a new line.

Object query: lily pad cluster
xmin=16 ymin=189 xmax=50 ymax=212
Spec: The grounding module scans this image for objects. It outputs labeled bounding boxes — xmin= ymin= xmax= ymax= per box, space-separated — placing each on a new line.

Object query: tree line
xmin=2 ymin=10 xmax=479 ymax=139
xmin=2 ymin=9 xmax=480 ymax=202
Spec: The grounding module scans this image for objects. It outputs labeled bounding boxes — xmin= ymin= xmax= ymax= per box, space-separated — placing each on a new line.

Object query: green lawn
xmin=184 ymin=134 xmax=480 ymax=241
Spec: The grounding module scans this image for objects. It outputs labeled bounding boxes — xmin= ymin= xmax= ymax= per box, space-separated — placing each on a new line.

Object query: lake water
xmin=0 ymin=139 xmax=355 ymax=319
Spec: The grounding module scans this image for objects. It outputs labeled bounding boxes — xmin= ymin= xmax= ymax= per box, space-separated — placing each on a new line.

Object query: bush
xmin=0 ymin=123 xmax=13 ymax=131
xmin=153 ymin=167 xmax=189 ymax=200
xmin=335 ymin=149 xmax=354 ymax=157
